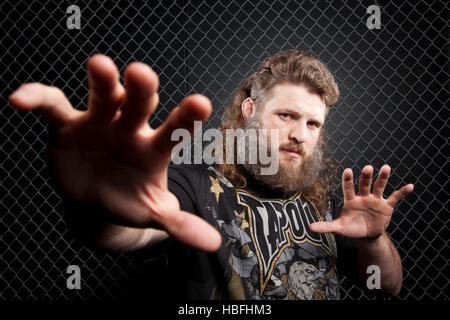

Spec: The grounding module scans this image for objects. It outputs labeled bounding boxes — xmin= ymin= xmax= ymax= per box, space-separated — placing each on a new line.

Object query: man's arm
xmin=356 ymin=232 xmax=403 ymax=295
xmin=77 ymin=223 xmax=168 ymax=253
xmin=310 ymin=164 xmax=413 ymax=296
xmin=60 ymin=160 xmax=198 ymax=253
xmin=9 ymin=54 xmax=221 ymax=254
xmin=62 ymin=197 xmax=169 ymax=253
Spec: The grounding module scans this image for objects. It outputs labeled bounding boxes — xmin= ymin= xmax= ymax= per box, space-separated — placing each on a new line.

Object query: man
xmin=9 ymin=50 xmax=413 ymax=300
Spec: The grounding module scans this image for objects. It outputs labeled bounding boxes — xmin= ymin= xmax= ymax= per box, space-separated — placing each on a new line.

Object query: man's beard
xmin=240 ymin=116 xmax=324 ymax=195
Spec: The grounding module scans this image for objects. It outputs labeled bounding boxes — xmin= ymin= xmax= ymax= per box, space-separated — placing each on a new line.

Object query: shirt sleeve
xmin=167 ymin=163 xmax=198 ymax=214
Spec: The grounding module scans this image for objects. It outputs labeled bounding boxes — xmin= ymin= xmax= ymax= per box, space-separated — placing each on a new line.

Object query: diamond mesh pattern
xmin=1 ymin=0 xmax=448 ymax=300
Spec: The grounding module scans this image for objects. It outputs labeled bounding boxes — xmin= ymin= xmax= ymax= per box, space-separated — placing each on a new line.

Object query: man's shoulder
xmin=168 ymin=162 xmax=210 ymax=177
xmin=168 ymin=162 xmax=222 ymax=182
xmin=168 ymin=163 xmax=235 ymax=188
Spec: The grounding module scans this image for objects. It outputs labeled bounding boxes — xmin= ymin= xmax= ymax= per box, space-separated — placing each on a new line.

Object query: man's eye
xmin=279 ymin=113 xmax=291 ymax=120
xmin=308 ymin=121 xmax=320 ymax=128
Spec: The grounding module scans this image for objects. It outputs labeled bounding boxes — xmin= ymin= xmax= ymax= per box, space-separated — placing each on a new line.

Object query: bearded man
xmin=9 ymin=49 xmax=414 ymax=300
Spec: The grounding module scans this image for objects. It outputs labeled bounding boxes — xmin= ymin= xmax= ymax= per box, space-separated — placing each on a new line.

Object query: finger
xmin=151 ymin=94 xmax=212 ymax=156
xmin=386 ymin=184 xmax=414 ymax=208
xmin=162 ymin=210 xmax=222 ymax=252
xmin=309 ymin=220 xmax=343 ymax=235
xmin=9 ymin=83 xmax=80 ymax=126
xmin=372 ymin=164 xmax=391 ymax=198
xmin=342 ymin=168 xmax=356 ymax=201
xmin=87 ymin=54 xmax=125 ymax=124
xmin=118 ymin=62 xmax=159 ymax=132
xmin=358 ymin=165 xmax=373 ymax=196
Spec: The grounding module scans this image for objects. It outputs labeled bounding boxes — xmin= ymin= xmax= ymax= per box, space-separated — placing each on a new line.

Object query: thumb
xmin=162 ymin=210 xmax=222 ymax=252
xmin=309 ymin=220 xmax=342 ymax=235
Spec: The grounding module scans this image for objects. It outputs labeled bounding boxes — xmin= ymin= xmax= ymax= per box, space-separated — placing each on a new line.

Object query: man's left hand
xmin=310 ymin=165 xmax=414 ymax=240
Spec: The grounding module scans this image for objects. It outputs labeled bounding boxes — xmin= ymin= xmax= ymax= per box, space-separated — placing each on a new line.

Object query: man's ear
xmin=241 ymin=97 xmax=255 ymax=121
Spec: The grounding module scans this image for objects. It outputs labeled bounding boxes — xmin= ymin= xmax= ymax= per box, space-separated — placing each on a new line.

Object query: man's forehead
xmin=264 ymin=84 xmax=326 ymax=118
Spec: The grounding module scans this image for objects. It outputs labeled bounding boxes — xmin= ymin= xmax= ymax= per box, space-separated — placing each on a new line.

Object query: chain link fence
xmin=1 ymin=0 xmax=448 ymax=300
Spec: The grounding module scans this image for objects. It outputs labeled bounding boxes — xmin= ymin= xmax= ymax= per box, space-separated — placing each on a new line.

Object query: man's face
xmin=242 ymin=83 xmax=327 ymax=194
xmin=259 ymin=83 xmax=326 ymax=165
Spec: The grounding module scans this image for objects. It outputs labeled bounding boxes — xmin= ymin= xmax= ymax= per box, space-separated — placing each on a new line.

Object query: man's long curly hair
xmin=214 ymin=49 xmax=339 ymax=217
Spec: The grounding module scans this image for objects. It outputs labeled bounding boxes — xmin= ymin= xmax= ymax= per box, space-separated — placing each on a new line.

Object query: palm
xmin=9 ymin=54 xmax=220 ymax=251
xmin=310 ymin=165 xmax=413 ymax=240
xmin=47 ymin=123 xmax=178 ymax=227
xmin=335 ymin=193 xmax=394 ymax=239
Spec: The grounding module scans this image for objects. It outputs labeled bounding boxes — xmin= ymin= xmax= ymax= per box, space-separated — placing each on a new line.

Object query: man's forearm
xmin=62 ymin=197 xmax=169 ymax=252
xmin=356 ymin=232 xmax=403 ymax=295
xmin=86 ymin=222 xmax=169 ymax=252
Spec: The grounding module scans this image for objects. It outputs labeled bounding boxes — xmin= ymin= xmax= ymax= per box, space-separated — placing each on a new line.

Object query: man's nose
xmin=288 ymin=121 xmax=307 ymax=143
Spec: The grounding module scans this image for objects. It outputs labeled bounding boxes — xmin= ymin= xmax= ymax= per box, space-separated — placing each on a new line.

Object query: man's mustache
xmin=279 ymin=142 xmax=307 ymax=157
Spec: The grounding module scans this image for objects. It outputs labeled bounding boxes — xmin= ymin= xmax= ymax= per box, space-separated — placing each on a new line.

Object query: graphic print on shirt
xmin=214 ymin=182 xmax=339 ymax=300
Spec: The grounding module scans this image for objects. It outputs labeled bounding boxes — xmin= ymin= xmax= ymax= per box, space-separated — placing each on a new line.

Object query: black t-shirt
xmin=129 ymin=163 xmax=358 ymax=300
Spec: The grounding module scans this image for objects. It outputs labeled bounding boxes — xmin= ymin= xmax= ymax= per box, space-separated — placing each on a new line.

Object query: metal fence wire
xmin=1 ymin=0 xmax=448 ymax=300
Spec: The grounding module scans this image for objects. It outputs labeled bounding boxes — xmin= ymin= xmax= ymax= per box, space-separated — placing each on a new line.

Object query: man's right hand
xmin=8 ymin=54 xmax=221 ymax=252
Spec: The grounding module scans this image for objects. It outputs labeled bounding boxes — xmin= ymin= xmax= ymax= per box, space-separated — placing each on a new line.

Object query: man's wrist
xmin=356 ymin=231 xmax=388 ymax=249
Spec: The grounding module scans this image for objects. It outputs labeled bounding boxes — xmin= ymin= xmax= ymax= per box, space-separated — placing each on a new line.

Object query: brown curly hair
xmin=214 ymin=49 xmax=339 ymax=217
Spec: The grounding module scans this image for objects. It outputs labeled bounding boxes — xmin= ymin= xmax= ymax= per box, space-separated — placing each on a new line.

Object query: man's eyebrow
xmin=275 ymin=106 xmax=324 ymax=121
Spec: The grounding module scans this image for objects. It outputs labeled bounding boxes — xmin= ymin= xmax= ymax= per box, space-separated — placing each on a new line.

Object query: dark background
xmin=1 ymin=0 xmax=448 ymax=300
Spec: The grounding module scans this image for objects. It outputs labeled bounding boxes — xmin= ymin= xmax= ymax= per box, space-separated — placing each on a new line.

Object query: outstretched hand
xmin=310 ymin=165 xmax=414 ymax=240
xmin=9 ymin=54 xmax=222 ymax=252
